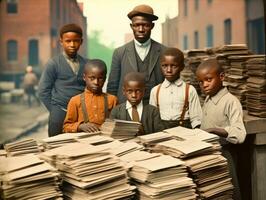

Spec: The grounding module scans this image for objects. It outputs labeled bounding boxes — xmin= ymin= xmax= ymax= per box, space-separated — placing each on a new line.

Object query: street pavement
xmin=0 ymin=102 xmax=49 ymax=146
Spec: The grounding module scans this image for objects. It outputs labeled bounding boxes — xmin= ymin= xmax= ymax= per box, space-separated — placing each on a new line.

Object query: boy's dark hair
xmin=160 ymin=47 xmax=185 ymax=68
xmin=197 ymin=58 xmax=224 ymax=74
xmin=84 ymin=59 xmax=107 ymax=76
xmin=60 ymin=23 xmax=83 ymax=38
xmin=123 ymin=72 xmax=145 ymax=86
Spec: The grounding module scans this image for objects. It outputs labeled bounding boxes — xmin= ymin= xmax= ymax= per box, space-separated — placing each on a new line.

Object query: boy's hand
xmin=204 ymin=128 xmax=228 ymax=138
xmin=78 ymin=122 xmax=100 ymax=132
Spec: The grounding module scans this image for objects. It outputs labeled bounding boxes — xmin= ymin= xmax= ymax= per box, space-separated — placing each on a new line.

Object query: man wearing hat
xmin=38 ymin=23 xmax=87 ymax=137
xmin=107 ymin=4 xmax=166 ymax=104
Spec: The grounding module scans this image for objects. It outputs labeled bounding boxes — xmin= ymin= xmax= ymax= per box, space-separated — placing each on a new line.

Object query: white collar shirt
xmin=126 ymin=100 xmax=143 ymax=121
xmin=149 ymin=79 xmax=202 ymax=128
xmin=134 ymin=39 xmax=151 ymax=61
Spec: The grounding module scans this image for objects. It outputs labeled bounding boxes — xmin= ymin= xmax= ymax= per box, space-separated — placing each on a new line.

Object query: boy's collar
xmin=126 ymin=100 xmax=143 ymax=109
xmin=62 ymin=51 xmax=78 ymax=61
xmin=162 ymin=78 xmax=183 ymax=88
xmin=206 ymin=87 xmax=228 ymax=105
xmin=85 ymin=88 xmax=103 ymax=95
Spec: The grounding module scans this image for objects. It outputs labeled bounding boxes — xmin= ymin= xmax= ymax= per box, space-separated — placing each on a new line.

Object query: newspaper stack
xmin=0 ymin=149 xmax=7 ymax=158
xmin=41 ymin=132 xmax=100 ymax=150
xmin=185 ymin=154 xmax=233 ymax=199
xmin=41 ymin=134 xmax=78 ymax=150
xmin=0 ymin=154 xmax=62 ymax=199
xmin=120 ymin=150 xmax=161 ymax=169
xmin=97 ymin=140 xmax=144 ymax=157
xmin=129 ymin=155 xmax=197 ymax=199
xmin=4 ymin=138 xmax=40 ymax=156
xmin=160 ymin=127 xmax=233 ymax=199
xmin=164 ymin=126 xmax=221 ymax=151
xmin=246 ymin=56 xmax=266 ymax=117
xmin=138 ymin=131 xmax=173 ymax=148
xmin=212 ymin=44 xmax=249 ymax=56
xmin=78 ymin=135 xmax=114 ymax=145
xmin=225 ymin=55 xmax=265 ymax=109
xmin=152 ymin=139 xmax=214 ymax=159
xmin=40 ymin=142 xmax=135 ymax=199
xmin=101 ymin=119 xmax=142 ymax=140
xmin=213 ymin=44 xmax=249 ymax=90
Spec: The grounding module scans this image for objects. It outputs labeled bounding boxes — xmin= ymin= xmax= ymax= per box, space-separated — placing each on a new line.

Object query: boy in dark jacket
xmin=110 ymin=72 xmax=164 ymax=134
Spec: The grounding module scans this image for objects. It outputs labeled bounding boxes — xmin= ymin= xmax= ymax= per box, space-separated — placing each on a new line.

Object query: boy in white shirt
xmin=149 ymin=47 xmax=202 ymax=129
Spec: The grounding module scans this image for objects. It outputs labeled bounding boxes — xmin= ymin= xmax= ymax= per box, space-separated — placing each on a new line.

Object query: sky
xmin=77 ymin=0 xmax=178 ymax=47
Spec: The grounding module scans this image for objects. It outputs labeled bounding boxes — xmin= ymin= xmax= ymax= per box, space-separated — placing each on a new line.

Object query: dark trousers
xmin=25 ymin=86 xmax=40 ymax=107
xmin=162 ymin=119 xmax=192 ymax=129
xmin=222 ymin=144 xmax=242 ymax=200
xmin=48 ymin=105 xmax=66 ymax=137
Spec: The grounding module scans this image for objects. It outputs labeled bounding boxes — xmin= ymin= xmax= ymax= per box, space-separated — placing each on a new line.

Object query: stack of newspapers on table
xmin=39 ymin=142 xmax=135 ymax=199
xmin=4 ymin=138 xmax=40 ymax=156
xmin=246 ymin=56 xmax=266 ymax=117
xmin=0 ymin=154 xmax=62 ymax=199
xmin=101 ymin=119 xmax=142 ymax=140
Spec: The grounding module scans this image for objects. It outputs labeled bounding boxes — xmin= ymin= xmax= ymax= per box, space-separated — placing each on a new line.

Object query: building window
xmin=208 ymin=0 xmax=213 ymax=5
xmin=184 ymin=0 xmax=188 ymax=16
xmin=206 ymin=25 xmax=213 ymax=47
xmin=195 ymin=0 xmax=199 ymax=11
xmin=194 ymin=31 xmax=199 ymax=49
xmin=7 ymin=40 xmax=18 ymax=61
xmin=7 ymin=0 xmax=18 ymax=13
xmin=28 ymin=39 xmax=39 ymax=66
xmin=183 ymin=35 xmax=188 ymax=50
xmin=224 ymin=18 xmax=232 ymax=44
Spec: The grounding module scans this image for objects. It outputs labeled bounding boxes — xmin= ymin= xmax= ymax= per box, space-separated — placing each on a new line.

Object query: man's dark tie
xmin=132 ymin=105 xmax=140 ymax=122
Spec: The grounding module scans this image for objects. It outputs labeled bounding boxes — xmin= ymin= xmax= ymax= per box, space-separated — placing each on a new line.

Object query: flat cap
xmin=127 ymin=4 xmax=158 ymax=21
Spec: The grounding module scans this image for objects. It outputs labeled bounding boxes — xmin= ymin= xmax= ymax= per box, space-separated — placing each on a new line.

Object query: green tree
xmin=88 ymin=30 xmax=114 ymax=73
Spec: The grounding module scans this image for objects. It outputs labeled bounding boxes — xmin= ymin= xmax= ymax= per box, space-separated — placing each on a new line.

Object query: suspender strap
xmin=80 ymin=92 xmax=109 ymax=123
xmin=104 ymin=94 xmax=109 ymax=118
xmin=180 ymin=83 xmax=190 ymax=121
xmin=80 ymin=92 xmax=89 ymax=123
xmin=156 ymin=84 xmax=162 ymax=109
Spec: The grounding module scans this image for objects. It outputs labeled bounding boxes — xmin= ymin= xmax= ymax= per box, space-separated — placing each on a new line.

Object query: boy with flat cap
xmin=107 ymin=4 xmax=167 ymax=104
xmin=38 ymin=23 xmax=87 ymax=137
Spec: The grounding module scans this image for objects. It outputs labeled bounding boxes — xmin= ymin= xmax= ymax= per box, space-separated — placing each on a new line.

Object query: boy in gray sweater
xmin=38 ymin=23 xmax=87 ymax=137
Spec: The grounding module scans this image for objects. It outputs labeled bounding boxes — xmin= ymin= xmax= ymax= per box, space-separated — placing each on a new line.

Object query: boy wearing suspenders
xmin=63 ymin=59 xmax=118 ymax=133
xmin=149 ymin=48 xmax=202 ymax=129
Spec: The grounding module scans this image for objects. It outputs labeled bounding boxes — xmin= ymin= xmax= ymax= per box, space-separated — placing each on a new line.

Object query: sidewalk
xmin=0 ymin=103 xmax=49 ymax=145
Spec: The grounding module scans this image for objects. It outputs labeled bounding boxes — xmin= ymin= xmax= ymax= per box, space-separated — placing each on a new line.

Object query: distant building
xmin=162 ymin=16 xmax=178 ymax=47
xmin=0 ymin=0 xmax=87 ymax=87
xmin=246 ymin=0 xmax=265 ymax=54
xmin=162 ymin=0 xmax=265 ymax=54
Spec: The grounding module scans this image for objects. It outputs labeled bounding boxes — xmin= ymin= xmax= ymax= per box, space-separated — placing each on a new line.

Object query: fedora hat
xmin=127 ymin=4 xmax=158 ymax=21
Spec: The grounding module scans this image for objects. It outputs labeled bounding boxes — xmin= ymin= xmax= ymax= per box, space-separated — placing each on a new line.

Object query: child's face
xmin=161 ymin=55 xmax=184 ymax=82
xmin=60 ymin=32 xmax=83 ymax=58
xmin=123 ymin=81 xmax=145 ymax=106
xmin=196 ymin=67 xmax=224 ymax=97
xmin=83 ymin=66 xmax=105 ymax=94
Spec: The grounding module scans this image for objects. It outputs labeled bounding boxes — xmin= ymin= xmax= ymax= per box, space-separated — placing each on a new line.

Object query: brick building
xmin=0 ymin=0 xmax=87 ymax=86
xmin=162 ymin=0 xmax=265 ymax=54
xmin=162 ymin=16 xmax=178 ymax=47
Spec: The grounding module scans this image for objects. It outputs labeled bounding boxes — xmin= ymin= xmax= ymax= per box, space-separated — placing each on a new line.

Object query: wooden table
xmin=243 ymin=112 xmax=266 ymax=200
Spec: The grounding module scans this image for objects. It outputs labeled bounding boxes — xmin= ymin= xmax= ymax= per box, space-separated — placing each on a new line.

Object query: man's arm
xmin=107 ymin=48 xmax=121 ymax=96
xmin=38 ymin=59 xmax=57 ymax=111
